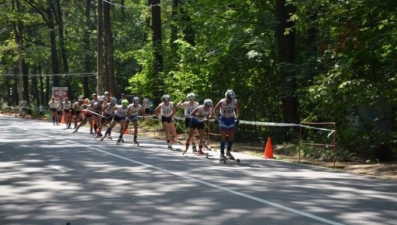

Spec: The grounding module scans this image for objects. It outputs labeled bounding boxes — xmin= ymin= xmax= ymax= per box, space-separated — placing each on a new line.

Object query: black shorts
xmin=189 ymin=120 xmax=204 ymax=130
xmin=113 ymin=115 xmax=126 ymax=122
xmin=185 ymin=118 xmax=192 ymax=128
xmin=57 ymin=111 xmax=63 ymax=115
xmin=161 ymin=116 xmax=174 ymax=123
xmin=74 ymin=110 xmax=81 ymax=115
xmin=50 ymin=108 xmax=57 ymax=112
xmin=145 ymin=108 xmax=150 ymax=114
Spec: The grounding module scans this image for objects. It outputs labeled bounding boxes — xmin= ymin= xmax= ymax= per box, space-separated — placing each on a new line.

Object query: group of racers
xmin=47 ymin=89 xmax=240 ymax=160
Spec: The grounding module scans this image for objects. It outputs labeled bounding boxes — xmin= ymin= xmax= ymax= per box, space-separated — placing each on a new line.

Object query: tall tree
xmin=103 ymin=0 xmax=116 ymax=96
xmin=276 ymin=0 xmax=299 ymax=123
xmin=96 ymin=0 xmax=104 ymax=95
xmin=150 ymin=0 xmax=164 ymax=97
xmin=53 ymin=0 xmax=70 ymax=94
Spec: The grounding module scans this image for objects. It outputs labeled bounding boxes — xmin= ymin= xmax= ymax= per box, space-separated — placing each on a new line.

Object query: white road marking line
xmin=46 ymin=165 xmax=67 ymax=173
xmin=40 ymin=133 xmax=345 ymax=225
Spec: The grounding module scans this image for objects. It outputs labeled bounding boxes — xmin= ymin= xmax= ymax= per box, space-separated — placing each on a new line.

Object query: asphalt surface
xmin=0 ymin=114 xmax=396 ymax=225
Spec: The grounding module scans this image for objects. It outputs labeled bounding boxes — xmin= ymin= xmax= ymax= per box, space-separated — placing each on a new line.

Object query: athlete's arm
xmin=235 ymin=101 xmax=240 ymax=119
xmin=154 ymin=105 xmax=161 ymax=118
xmin=213 ymin=101 xmax=222 ymax=119
xmin=190 ymin=107 xmax=199 ymax=118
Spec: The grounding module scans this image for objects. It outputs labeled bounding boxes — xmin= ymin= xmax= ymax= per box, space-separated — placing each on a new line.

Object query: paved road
xmin=0 ymin=114 xmax=396 ymax=225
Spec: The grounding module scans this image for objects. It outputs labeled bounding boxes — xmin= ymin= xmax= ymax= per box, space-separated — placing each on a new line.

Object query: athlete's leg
xmin=169 ymin=121 xmax=178 ymax=142
xmin=183 ymin=127 xmax=196 ymax=154
xmin=132 ymin=120 xmax=139 ymax=143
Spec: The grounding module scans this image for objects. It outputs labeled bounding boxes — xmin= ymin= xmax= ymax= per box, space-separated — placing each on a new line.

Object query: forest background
xmin=0 ymin=0 xmax=396 ymax=162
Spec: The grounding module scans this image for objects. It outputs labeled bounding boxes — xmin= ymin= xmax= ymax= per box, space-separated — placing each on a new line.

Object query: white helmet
xmin=111 ymin=97 xmax=117 ymax=104
xmin=162 ymin=94 xmax=170 ymax=101
xmin=186 ymin=93 xmax=195 ymax=100
xmin=133 ymin=97 xmax=140 ymax=104
xmin=225 ymin=89 xmax=236 ymax=99
xmin=203 ymin=99 xmax=213 ymax=106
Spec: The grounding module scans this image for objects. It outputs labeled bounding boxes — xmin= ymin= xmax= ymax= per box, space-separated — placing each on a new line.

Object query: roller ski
xmin=167 ymin=143 xmax=173 ymax=150
xmin=100 ymin=134 xmax=112 ymax=141
xmin=133 ymin=140 xmax=139 ymax=146
xmin=203 ymin=141 xmax=212 ymax=151
xmin=95 ymin=132 xmax=103 ymax=139
xmin=226 ymin=151 xmax=240 ymax=163
xmin=219 ymin=152 xmax=240 ymax=164
xmin=100 ymin=128 xmax=113 ymax=141
xmin=182 ymin=144 xmax=196 ymax=155
xmin=196 ymin=149 xmax=209 ymax=158
xmin=116 ymin=136 xmax=123 ymax=145
xmin=192 ymin=145 xmax=198 ymax=153
xmin=219 ymin=154 xmax=227 ymax=164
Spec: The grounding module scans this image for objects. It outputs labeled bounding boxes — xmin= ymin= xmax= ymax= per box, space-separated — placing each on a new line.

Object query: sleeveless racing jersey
xmin=49 ymin=101 xmax=57 ymax=109
xmin=193 ymin=105 xmax=212 ymax=122
xmin=128 ymin=104 xmax=142 ymax=116
xmin=73 ymin=102 xmax=81 ymax=111
xmin=63 ymin=101 xmax=71 ymax=110
xmin=104 ymin=103 xmax=115 ymax=115
xmin=182 ymin=101 xmax=199 ymax=118
xmin=115 ymin=106 xmax=128 ymax=116
xmin=93 ymin=102 xmax=102 ymax=111
xmin=219 ymin=98 xmax=237 ymax=118
xmin=57 ymin=101 xmax=63 ymax=111
xmin=159 ymin=102 xmax=174 ymax=117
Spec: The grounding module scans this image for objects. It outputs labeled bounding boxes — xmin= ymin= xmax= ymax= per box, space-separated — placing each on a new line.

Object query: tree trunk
xmin=275 ymin=0 xmax=299 ymax=123
xmin=32 ymin=67 xmax=39 ymax=106
xmin=54 ymin=0 xmax=70 ymax=96
xmin=170 ymin=0 xmax=179 ymax=54
xmin=150 ymin=0 xmax=164 ymax=100
xmin=38 ymin=66 xmax=45 ymax=105
xmin=46 ymin=3 xmax=60 ymax=87
xmin=103 ymin=1 xmax=116 ymax=96
xmin=96 ymin=0 xmax=104 ymax=95
xmin=14 ymin=0 xmax=24 ymax=104
xmin=181 ymin=1 xmax=194 ymax=46
xmin=22 ymin=61 xmax=29 ymax=103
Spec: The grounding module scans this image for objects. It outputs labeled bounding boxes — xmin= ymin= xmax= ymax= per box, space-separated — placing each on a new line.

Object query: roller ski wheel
xmin=219 ymin=157 xmax=227 ymax=164
xmin=167 ymin=146 xmax=173 ymax=150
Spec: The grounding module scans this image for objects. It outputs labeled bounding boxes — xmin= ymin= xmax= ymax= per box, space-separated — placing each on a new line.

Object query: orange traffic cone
xmin=263 ymin=137 xmax=274 ymax=159
xmin=124 ymin=125 xmax=130 ymax=134
xmin=61 ymin=115 xmax=65 ymax=124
